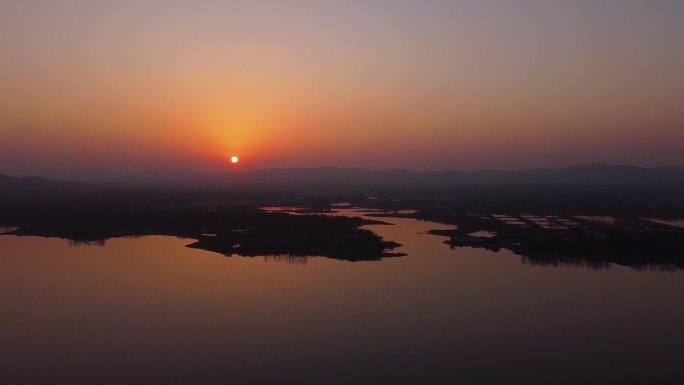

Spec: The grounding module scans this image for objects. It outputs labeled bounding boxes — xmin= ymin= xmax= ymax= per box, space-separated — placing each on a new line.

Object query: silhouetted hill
xmin=210 ymin=164 xmax=684 ymax=187
xmin=4 ymin=164 xmax=684 ymax=189
xmin=461 ymin=164 xmax=684 ymax=185
xmin=0 ymin=173 xmax=87 ymax=190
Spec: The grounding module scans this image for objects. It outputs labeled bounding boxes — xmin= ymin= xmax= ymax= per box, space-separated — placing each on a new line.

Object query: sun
xmin=230 ymin=156 xmax=239 ymax=164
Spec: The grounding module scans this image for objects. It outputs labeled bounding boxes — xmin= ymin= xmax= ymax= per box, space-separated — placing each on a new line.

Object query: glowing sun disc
xmin=230 ymin=156 xmax=239 ymax=164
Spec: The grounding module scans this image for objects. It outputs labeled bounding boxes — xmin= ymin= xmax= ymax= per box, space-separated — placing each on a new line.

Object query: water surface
xmin=2 ymin=210 xmax=683 ymax=384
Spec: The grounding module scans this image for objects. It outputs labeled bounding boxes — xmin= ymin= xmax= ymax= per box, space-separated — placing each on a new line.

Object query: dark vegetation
xmin=0 ymin=176 xmax=402 ymax=261
xmin=427 ymin=214 xmax=684 ymax=270
xmin=1 ymin=164 xmax=684 ymax=267
xmin=0 ymin=202 xmax=401 ymax=261
xmin=351 ymin=184 xmax=684 ymax=270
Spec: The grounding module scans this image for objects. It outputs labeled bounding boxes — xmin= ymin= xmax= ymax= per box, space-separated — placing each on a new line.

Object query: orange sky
xmin=1 ymin=1 xmax=683 ymax=176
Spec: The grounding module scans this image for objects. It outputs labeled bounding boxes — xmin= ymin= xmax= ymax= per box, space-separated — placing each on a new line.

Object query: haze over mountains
xmin=2 ymin=164 xmax=684 ymax=189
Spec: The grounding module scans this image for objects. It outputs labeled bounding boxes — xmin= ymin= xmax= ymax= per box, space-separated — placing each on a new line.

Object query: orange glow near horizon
xmin=1 ymin=1 xmax=683 ymax=176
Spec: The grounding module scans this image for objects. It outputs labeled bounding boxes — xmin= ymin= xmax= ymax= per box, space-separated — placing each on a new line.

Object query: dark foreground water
xmin=1 ymin=209 xmax=683 ymax=385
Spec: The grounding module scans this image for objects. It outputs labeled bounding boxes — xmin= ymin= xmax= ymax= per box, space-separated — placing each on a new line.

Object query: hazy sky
xmin=1 ymin=0 xmax=683 ymax=175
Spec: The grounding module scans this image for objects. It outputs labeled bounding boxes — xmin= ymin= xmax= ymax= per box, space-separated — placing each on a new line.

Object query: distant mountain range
xmin=0 ymin=173 xmax=87 ymax=191
xmin=2 ymin=164 xmax=684 ymax=189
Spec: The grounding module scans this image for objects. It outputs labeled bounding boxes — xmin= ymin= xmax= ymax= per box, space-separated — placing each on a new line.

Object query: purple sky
xmin=1 ymin=1 xmax=683 ymax=176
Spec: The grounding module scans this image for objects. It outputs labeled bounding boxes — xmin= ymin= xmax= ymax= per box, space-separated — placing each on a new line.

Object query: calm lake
xmin=2 ymin=209 xmax=683 ymax=384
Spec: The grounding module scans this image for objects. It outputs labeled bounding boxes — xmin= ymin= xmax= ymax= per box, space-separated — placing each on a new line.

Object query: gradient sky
xmin=1 ymin=0 xmax=683 ymax=176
